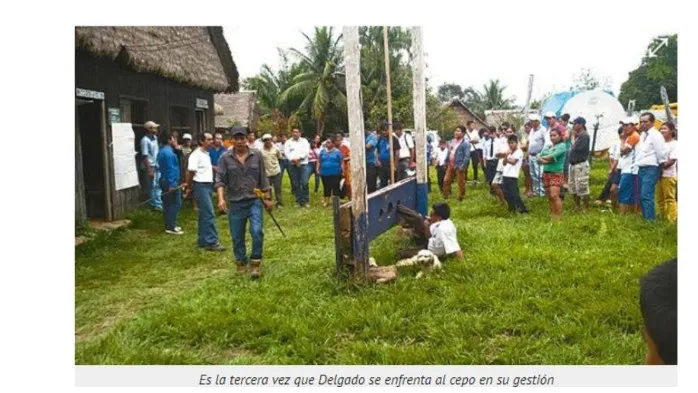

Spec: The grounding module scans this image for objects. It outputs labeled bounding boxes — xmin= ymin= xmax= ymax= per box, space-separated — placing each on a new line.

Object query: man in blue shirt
xmin=157 ymin=129 xmax=187 ymax=235
xmin=140 ymin=121 xmax=163 ymax=211
xmin=208 ymin=132 xmax=227 ymax=172
xmin=365 ymin=130 xmax=379 ymax=193
xmin=376 ymin=122 xmax=400 ymax=190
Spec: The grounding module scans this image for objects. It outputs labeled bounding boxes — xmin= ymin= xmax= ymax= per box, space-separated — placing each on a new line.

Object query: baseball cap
xmin=620 ymin=116 xmax=638 ymax=125
xmin=573 ymin=117 xmax=586 ymax=126
xmin=261 ymin=133 xmax=272 ymax=141
xmin=231 ymin=126 xmax=248 ymax=137
xmin=182 ymin=133 xmax=192 ymax=140
xmin=528 ymin=113 xmax=541 ymax=121
xmin=544 ymin=111 xmax=556 ymax=119
xmin=144 ymin=120 xmax=160 ymax=129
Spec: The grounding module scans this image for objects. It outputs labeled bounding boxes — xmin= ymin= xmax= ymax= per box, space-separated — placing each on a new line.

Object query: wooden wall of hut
xmin=75 ymin=105 xmax=87 ymax=224
xmin=76 ymin=50 xmax=216 ymax=220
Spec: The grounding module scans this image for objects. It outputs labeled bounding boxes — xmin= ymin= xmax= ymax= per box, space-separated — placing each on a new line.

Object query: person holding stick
xmin=216 ymin=127 xmax=273 ymax=279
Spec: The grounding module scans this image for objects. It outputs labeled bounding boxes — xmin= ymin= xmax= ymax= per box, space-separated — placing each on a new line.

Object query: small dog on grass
xmin=369 ymin=249 xmax=442 ymax=280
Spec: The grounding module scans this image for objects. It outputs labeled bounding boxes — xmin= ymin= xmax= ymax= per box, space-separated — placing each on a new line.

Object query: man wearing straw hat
xmin=140 ymin=120 xmax=163 ymax=211
xmin=526 ymin=114 xmax=546 ymax=197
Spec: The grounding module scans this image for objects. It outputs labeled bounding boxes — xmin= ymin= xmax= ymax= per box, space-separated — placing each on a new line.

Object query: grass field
xmin=75 ymin=161 xmax=676 ymax=365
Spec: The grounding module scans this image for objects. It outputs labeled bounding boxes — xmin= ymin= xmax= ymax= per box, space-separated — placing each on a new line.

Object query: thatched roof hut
xmin=214 ymin=91 xmax=260 ymax=132
xmin=75 ymin=26 xmax=239 ymax=93
xmin=445 ymin=99 xmax=489 ymax=128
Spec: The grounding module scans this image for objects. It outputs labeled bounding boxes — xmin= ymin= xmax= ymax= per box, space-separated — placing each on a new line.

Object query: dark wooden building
xmin=214 ymin=91 xmax=260 ymax=135
xmin=445 ymin=99 xmax=489 ymax=129
xmin=75 ymin=26 xmax=239 ymax=223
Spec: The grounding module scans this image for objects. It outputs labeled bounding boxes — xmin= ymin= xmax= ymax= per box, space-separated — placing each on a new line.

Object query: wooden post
xmin=101 ymin=100 xmax=113 ymax=221
xmin=520 ymin=74 xmax=534 ymax=138
xmin=660 ymin=86 xmax=676 ymax=126
xmin=411 ymin=26 xmax=428 ymax=216
xmin=383 ymin=26 xmax=395 ymax=185
xmin=343 ymin=26 xmax=369 ymax=278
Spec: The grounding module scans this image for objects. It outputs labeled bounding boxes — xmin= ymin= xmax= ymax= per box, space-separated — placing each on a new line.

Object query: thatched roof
xmin=214 ymin=91 xmax=260 ymax=130
xmin=75 ymin=26 xmax=239 ymax=93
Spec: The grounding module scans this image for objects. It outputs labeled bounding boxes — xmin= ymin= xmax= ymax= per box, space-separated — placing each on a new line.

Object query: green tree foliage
xmin=619 ymin=35 xmax=677 ymax=110
xmin=279 ymin=27 xmax=347 ymax=137
xmin=459 ymin=79 xmax=516 ymax=119
xmin=437 ymin=83 xmax=465 ymax=102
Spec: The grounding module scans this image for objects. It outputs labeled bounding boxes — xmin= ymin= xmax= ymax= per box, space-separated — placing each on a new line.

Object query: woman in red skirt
xmin=536 ymin=128 xmax=567 ymax=220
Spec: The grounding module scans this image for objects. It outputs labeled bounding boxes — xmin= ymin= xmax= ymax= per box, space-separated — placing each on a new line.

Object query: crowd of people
xmin=429 ymin=112 xmax=678 ymax=222
xmin=136 ymin=110 xmax=677 ymax=281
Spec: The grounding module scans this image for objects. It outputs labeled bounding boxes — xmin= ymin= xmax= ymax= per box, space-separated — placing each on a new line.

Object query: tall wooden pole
xmin=411 ymin=26 xmax=428 ymax=216
xmin=342 ymin=26 xmax=369 ymax=277
xmin=521 ymin=74 xmax=534 ymax=138
xmin=383 ymin=26 xmax=395 ymax=185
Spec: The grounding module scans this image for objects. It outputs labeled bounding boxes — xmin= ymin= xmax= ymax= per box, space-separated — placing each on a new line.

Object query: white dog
xmin=370 ymin=250 xmax=441 ymax=279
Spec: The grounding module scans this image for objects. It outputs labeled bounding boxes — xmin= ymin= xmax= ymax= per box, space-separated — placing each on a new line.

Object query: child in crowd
xmin=501 ymin=135 xmax=529 ymax=214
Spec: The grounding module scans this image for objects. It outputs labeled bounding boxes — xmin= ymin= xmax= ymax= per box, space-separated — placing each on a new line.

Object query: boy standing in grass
xmin=216 ymin=127 xmax=273 ymax=279
xmin=501 ymin=135 xmax=529 ymax=214
xmin=639 ymin=258 xmax=677 ymax=365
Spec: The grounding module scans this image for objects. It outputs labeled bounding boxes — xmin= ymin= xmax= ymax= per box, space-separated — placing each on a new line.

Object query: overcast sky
xmin=225 ymin=24 xmax=674 ymax=107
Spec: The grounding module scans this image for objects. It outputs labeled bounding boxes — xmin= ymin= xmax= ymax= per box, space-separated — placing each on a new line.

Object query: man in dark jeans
xmin=216 ymin=127 xmax=273 ymax=279
xmin=375 ymin=122 xmax=400 ymax=189
xmin=157 ymin=129 xmax=187 ymax=235
xmin=465 ymin=120 xmax=482 ymax=184
xmin=365 ymin=129 xmax=379 ymax=193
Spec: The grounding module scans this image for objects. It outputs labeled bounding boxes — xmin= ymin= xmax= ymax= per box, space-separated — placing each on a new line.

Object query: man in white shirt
xmin=394 ymin=122 xmax=415 ymax=181
xmin=186 ymin=132 xmax=225 ymax=251
xmin=247 ymin=131 xmax=264 ymax=151
xmin=434 ymin=139 xmax=449 ymax=192
xmin=636 ymin=112 xmax=667 ymax=221
xmin=491 ymin=125 xmax=511 ymax=205
xmin=526 ymin=114 xmax=547 ymax=197
xmin=284 ymin=128 xmax=312 ymax=208
xmin=481 ymin=127 xmax=498 ymax=190
xmin=396 ymin=202 xmax=464 ymax=261
xmin=465 ymin=120 xmax=482 ymax=184
xmin=140 ymin=120 xmax=163 ymax=211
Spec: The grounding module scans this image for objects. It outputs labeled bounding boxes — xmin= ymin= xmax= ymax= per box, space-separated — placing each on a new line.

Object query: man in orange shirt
xmin=618 ymin=116 xmax=642 ymax=215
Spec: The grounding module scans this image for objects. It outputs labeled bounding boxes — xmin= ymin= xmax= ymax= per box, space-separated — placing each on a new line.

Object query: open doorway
xmin=76 ymin=98 xmax=107 ymax=219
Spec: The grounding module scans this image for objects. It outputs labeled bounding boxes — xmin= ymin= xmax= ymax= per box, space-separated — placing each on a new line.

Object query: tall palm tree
xmin=279 ymin=27 xmax=346 ymax=137
xmin=462 ymin=79 xmax=516 ymax=118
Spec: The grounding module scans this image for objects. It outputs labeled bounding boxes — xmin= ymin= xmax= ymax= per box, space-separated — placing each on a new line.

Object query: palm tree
xmin=279 ymin=27 xmax=346 ymax=137
xmin=462 ymin=79 xmax=516 ymax=118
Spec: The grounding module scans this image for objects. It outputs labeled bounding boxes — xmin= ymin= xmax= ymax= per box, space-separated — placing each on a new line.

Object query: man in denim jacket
xmin=442 ymin=126 xmax=471 ymax=201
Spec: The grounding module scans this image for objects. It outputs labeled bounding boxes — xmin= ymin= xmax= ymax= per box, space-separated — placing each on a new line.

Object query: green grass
xmin=75 ymin=162 xmax=676 ymax=365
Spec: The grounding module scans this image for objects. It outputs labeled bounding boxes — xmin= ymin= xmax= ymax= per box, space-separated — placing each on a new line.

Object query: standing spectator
xmin=247 ymin=131 xmax=264 ymax=151
xmin=434 ymin=139 xmax=449 ymax=192
xmin=394 ymin=122 xmax=415 ymax=181
xmin=636 ymin=112 xmax=667 ymax=221
xmin=186 ymin=132 xmax=224 ymax=251
xmin=596 ymin=127 xmax=624 ymax=209
xmin=619 ymin=117 xmax=642 ymax=216
xmin=568 ymin=117 xmax=591 ymax=212
xmin=209 ymin=133 xmax=227 ymax=170
xmin=521 ymin=122 xmax=533 ymax=197
xmin=426 ymin=135 xmax=434 ymax=192
xmin=140 ymin=120 xmax=163 ymax=211
xmin=261 ymin=133 xmax=284 ymax=208
xmin=376 ymin=122 xmax=400 ymax=189
xmin=465 ymin=120 xmax=482 ymax=184
xmin=491 ymin=125 xmax=512 ymax=205
xmin=544 ymin=112 xmax=569 ymax=199
xmin=536 ymin=128 xmax=567 ymax=220
xmin=501 ymin=134 xmax=528 ymax=214
xmin=318 ymin=139 xmax=345 ymax=206
xmin=335 ymin=133 xmax=352 ymax=200
xmin=527 ymin=114 xmax=547 ymax=197
xmin=181 ymin=133 xmax=193 ymax=156
xmin=157 ymin=129 xmax=186 ymax=235
xmin=276 ymin=133 xmax=290 ymax=185
xmin=481 ymin=127 xmax=498 ymax=192
xmin=308 ymin=140 xmax=321 ymax=194
xmin=365 ymin=129 xmax=379 ymax=193
xmin=285 ymin=128 xmax=311 ymax=208
xmin=216 ymin=127 xmax=273 ymax=279
xmin=442 ymin=126 xmax=470 ymax=201
xmin=656 ymin=122 xmax=677 ymax=222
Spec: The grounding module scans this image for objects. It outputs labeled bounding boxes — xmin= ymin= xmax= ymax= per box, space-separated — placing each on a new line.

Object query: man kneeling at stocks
xmin=215 ymin=127 xmax=273 ymax=279
xmin=396 ymin=202 xmax=464 ymax=261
